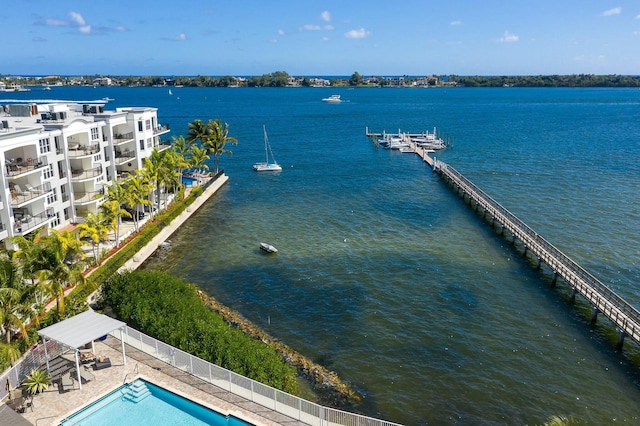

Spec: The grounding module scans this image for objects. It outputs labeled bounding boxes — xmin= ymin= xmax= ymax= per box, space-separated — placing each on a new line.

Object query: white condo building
xmin=0 ymin=101 xmax=170 ymax=245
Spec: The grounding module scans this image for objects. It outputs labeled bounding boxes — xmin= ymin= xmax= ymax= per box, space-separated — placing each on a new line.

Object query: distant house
xmin=93 ymin=77 xmax=112 ymax=86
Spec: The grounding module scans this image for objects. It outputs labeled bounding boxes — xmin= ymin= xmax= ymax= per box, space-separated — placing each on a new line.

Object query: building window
xmin=138 ymin=121 xmax=143 ymax=132
xmin=145 ymin=120 xmax=151 ymax=130
xmin=146 ymin=138 xmax=152 ymax=148
xmin=39 ymin=138 xmax=51 ymax=154
xmin=43 ymin=164 xmax=54 ymax=179
xmin=50 ymin=213 xmax=60 ymax=228
xmin=90 ymin=128 xmax=99 ymax=141
xmin=93 ymin=154 xmax=102 ymax=162
xmin=47 ymin=188 xmax=57 ymax=204
xmin=139 ymin=139 xmax=145 ymax=150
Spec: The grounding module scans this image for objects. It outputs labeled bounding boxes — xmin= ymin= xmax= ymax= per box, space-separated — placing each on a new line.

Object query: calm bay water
xmin=4 ymin=86 xmax=640 ymax=424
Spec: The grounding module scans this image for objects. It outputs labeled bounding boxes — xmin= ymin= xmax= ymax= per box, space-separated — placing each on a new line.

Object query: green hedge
xmin=100 ymin=270 xmax=298 ymax=393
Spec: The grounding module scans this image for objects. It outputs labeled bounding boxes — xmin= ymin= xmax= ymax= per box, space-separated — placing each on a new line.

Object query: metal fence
xmin=1 ymin=326 xmax=400 ymax=426
xmin=115 ymin=327 xmax=402 ymax=426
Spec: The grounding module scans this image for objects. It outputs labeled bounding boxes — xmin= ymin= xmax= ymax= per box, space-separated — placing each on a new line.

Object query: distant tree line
xmin=3 ymin=72 xmax=640 ymax=88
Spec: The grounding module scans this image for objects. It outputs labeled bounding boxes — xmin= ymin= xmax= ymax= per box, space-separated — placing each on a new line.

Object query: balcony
xmin=74 ymin=191 xmax=105 ymax=205
xmin=71 ymin=166 xmax=103 ymax=181
xmin=153 ymin=125 xmax=170 ymax=135
xmin=13 ymin=208 xmax=54 ymax=235
xmin=10 ymin=182 xmax=52 ymax=207
xmin=5 ymin=158 xmax=45 ymax=178
xmin=68 ymin=144 xmax=100 ymax=158
xmin=156 ymin=140 xmax=171 ymax=152
xmin=114 ymin=132 xmax=134 ymax=145
xmin=114 ymin=149 xmax=136 ymax=165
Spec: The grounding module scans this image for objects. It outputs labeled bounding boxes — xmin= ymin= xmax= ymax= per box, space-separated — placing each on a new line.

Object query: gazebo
xmin=37 ymin=310 xmax=127 ymax=389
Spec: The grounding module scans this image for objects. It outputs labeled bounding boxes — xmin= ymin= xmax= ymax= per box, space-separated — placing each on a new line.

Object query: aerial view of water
xmin=4 ymin=85 xmax=640 ymax=425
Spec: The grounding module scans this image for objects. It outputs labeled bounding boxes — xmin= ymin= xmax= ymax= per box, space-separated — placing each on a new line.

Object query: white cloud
xmin=322 ymin=36 xmax=329 ymax=42
xmin=321 ymin=11 xmax=331 ymax=22
xmin=278 ymin=29 xmax=285 ymax=35
xmin=601 ymin=7 xmax=621 ymax=17
xmin=324 ymin=25 xmax=334 ymax=30
xmin=175 ymin=33 xmax=186 ymax=41
xmin=303 ymin=24 xmax=321 ymax=31
xmin=635 ymin=14 xmax=640 ymax=19
xmin=45 ymin=18 xmax=68 ymax=27
xmin=68 ymin=11 xmax=86 ymax=26
xmin=496 ymin=30 xmax=518 ymax=43
xmin=115 ymin=26 xmax=126 ymax=32
xmin=450 ymin=20 xmax=462 ymax=26
xmin=345 ymin=28 xmax=371 ymax=39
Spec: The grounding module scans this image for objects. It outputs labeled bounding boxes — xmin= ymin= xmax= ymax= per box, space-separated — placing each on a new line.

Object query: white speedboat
xmin=322 ymin=94 xmax=342 ymax=103
xmin=253 ymin=125 xmax=282 ymax=172
xmin=260 ymin=242 xmax=278 ymax=253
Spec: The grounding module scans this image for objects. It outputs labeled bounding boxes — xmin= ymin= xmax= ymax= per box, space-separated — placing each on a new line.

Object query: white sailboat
xmin=168 ymin=89 xmax=173 ymax=95
xmin=253 ymin=125 xmax=282 ymax=172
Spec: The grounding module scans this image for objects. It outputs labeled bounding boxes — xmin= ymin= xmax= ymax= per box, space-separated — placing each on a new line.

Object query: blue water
xmin=60 ymin=379 xmax=250 ymax=426
xmin=5 ymin=86 xmax=640 ymax=425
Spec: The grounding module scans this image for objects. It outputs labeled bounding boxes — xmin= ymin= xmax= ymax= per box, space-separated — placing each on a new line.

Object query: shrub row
xmin=100 ymin=270 xmax=298 ymax=394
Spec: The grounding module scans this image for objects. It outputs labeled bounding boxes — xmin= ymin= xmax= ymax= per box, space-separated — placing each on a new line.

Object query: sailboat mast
xmin=263 ymin=125 xmax=269 ymax=163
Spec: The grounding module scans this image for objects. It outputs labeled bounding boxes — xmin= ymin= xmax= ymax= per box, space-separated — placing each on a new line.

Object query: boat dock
xmin=367 ymin=127 xmax=640 ymax=350
xmin=429 ymin=157 xmax=640 ymax=350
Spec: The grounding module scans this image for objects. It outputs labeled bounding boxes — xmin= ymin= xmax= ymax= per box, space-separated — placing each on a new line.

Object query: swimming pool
xmin=182 ymin=175 xmax=197 ymax=186
xmin=60 ymin=379 xmax=253 ymax=426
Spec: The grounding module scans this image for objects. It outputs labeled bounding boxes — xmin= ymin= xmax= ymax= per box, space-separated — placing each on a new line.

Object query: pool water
xmin=60 ymin=379 xmax=253 ymax=426
xmin=182 ymin=176 xmax=197 ymax=186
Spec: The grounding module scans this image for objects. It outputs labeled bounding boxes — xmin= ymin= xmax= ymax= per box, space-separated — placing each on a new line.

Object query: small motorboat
xmin=322 ymin=94 xmax=342 ymax=103
xmin=260 ymin=242 xmax=278 ymax=253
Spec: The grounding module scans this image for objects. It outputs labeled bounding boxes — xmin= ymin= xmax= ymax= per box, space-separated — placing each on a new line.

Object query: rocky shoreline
xmin=196 ymin=290 xmax=363 ymax=409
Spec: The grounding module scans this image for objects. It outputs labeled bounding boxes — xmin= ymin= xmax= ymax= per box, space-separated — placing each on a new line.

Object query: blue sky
xmin=2 ymin=1 xmax=640 ymax=76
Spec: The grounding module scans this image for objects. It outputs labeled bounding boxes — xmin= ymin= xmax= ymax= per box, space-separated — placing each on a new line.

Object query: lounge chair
xmin=61 ymin=372 xmax=74 ymax=391
xmin=73 ymin=367 xmax=95 ymax=383
xmin=13 ymin=184 xmax=24 ymax=195
xmin=25 ymin=183 xmax=42 ymax=194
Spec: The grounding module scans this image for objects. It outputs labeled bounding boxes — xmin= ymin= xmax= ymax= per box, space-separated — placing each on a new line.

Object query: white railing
xmin=114 ymin=327 xmax=402 ymax=426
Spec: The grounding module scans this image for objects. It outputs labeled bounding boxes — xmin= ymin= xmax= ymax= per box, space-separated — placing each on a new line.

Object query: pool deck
xmin=19 ymin=338 xmax=305 ymax=426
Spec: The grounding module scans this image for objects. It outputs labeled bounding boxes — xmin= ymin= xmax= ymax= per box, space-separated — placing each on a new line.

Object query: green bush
xmin=100 ymin=270 xmax=298 ymax=394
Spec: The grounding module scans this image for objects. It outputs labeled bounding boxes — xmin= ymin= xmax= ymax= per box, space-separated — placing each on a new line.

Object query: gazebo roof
xmin=38 ymin=310 xmax=126 ymax=350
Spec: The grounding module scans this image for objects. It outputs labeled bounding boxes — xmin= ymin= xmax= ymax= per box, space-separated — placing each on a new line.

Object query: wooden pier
xmin=430 ymin=157 xmax=640 ymax=349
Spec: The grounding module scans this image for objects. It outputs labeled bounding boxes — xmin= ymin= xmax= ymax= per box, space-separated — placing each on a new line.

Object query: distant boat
xmin=260 ymin=242 xmax=278 ymax=253
xmin=322 ymin=94 xmax=342 ymax=103
xmin=43 ymin=86 xmax=51 ymax=91
xmin=168 ymin=89 xmax=173 ymax=95
xmin=253 ymin=125 xmax=282 ymax=172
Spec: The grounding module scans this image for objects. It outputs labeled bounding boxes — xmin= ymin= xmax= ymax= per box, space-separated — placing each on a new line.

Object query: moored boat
xmin=260 ymin=242 xmax=278 ymax=253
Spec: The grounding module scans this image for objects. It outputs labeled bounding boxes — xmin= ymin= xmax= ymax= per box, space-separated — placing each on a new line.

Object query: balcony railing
xmin=10 ymin=182 xmax=52 ymax=206
xmin=74 ymin=191 xmax=105 ymax=205
xmin=68 ymin=144 xmax=100 ymax=157
xmin=114 ymin=132 xmax=134 ymax=144
xmin=156 ymin=140 xmax=171 ymax=152
xmin=13 ymin=209 xmax=54 ymax=234
xmin=5 ymin=158 xmax=45 ymax=177
xmin=71 ymin=166 xmax=103 ymax=181
xmin=153 ymin=125 xmax=169 ymax=135
xmin=114 ymin=150 xmax=136 ymax=165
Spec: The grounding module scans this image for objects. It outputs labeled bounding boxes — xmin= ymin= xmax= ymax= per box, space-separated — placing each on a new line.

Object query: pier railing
xmin=433 ymin=159 xmax=640 ymax=346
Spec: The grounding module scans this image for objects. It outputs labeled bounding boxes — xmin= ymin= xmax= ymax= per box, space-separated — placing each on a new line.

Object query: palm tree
xmin=123 ymin=174 xmax=153 ymax=232
xmin=77 ymin=212 xmax=110 ymax=264
xmin=0 ymin=254 xmax=38 ymax=345
xmin=171 ymin=135 xmax=193 ymax=177
xmin=37 ymin=230 xmax=89 ymax=315
xmin=186 ymin=119 xmax=211 ymax=148
xmin=141 ymin=149 xmax=180 ymax=211
xmin=202 ymin=119 xmax=237 ymax=173
xmin=102 ymin=181 xmax=131 ymax=247
xmin=190 ymin=145 xmax=210 ymax=182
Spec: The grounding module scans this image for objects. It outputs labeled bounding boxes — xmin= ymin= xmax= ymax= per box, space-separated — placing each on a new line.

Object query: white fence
xmin=115 ymin=327 xmax=402 ymax=426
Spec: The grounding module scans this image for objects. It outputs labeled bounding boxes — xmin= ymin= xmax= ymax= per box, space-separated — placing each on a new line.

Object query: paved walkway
xmin=118 ymin=174 xmax=228 ymax=272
